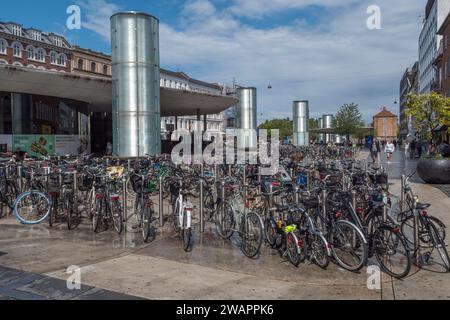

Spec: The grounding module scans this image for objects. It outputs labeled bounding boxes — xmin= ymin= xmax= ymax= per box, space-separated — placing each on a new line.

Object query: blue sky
xmin=1 ymin=0 xmax=427 ymax=123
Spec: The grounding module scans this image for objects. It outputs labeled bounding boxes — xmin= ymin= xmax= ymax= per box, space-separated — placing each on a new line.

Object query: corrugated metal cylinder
xmin=236 ymin=87 xmax=257 ymax=150
xmin=322 ymin=114 xmax=333 ymax=144
xmin=318 ymin=118 xmax=324 ymax=143
xmin=111 ymin=12 xmax=161 ymax=157
xmin=293 ymin=101 xmax=309 ymax=146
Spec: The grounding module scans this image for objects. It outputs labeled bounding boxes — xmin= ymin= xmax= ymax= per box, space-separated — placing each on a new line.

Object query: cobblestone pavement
xmin=0 ymin=265 xmax=141 ymax=300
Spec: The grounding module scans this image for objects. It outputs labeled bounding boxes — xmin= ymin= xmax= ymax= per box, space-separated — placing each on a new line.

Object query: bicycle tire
xmin=310 ymin=233 xmax=330 ymax=269
xmin=401 ymin=214 xmax=446 ymax=249
xmin=13 ymin=190 xmax=51 ymax=225
xmin=92 ymin=197 xmax=103 ymax=233
xmin=240 ymin=212 xmax=263 ymax=258
xmin=429 ymin=221 xmax=450 ymax=271
xmin=65 ymin=194 xmax=75 ymax=230
xmin=216 ymin=201 xmax=235 ymax=239
xmin=286 ymin=232 xmax=301 ymax=267
xmin=142 ymin=201 xmax=153 ymax=243
xmin=374 ymin=226 xmax=411 ymax=279
xmin=181 ymin=210 xmax=192 ymax=252
xmin=264 ymin=217 xmax=277 ymax=247
xmin=111 ymin=199 xmax=123 ymax=235
xmin=330 ymin=220 xmax=368 ymax=272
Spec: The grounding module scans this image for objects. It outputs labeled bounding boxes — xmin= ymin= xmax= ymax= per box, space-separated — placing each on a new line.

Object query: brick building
xmin=433 ymin=11 xmax=450 ymax=96
xmin=0 ymin=22 xmax=71 ymax=72
xmin=373 ymin=107 xmax=398 ymax=142
xmin=71 ymin=46 xmax=111 ymax=77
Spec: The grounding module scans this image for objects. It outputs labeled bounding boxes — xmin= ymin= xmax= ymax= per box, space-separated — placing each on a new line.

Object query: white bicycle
xmin=170 ymin=176 xmax=194 ymax=252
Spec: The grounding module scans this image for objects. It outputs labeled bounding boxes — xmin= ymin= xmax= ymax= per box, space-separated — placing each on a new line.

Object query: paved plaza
xmin=0 ymin=149 xmax=449 ymax=300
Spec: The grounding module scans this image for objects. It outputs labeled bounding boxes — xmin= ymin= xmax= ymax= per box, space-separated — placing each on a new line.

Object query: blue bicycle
xmin=13 ymin=169 xmax=52 ymax=225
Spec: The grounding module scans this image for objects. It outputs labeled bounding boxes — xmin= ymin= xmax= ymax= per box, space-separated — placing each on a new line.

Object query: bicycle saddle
xmin=416 ymin=203 xmax=430 ymax=210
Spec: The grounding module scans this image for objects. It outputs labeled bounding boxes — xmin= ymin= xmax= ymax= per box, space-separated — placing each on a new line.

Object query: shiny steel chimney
xmin=111 ymin=12 xmax=161 ymax=157
xmin=293 ymin=101 xmax=309 ymax=146
xmin=236 ymin=87 xmax=257 ymax=150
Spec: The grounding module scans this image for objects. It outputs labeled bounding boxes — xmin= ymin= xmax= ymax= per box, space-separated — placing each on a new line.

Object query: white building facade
xmin=160 ymin=70 xmax=228 ymax=135
xmin=419 ymin=0 xmax=450 ymax=94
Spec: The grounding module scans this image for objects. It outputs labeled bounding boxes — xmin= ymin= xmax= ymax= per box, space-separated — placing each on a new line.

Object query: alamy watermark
xmin=367 ymin=265 xmax=381 ymax=290
xmin=66 ymin=5 xmax=82 ymax=30
xmin=66 ymin=265 xmax=81 ymax=290
xmin=171 ymin=129 xmax=280 ymax=175
xmin=367 ymin=5 xmax=381 ymax=30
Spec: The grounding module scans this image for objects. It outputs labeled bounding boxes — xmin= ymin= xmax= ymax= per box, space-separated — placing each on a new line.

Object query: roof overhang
xmin=0 ymin=65 xmax=237 ymax=116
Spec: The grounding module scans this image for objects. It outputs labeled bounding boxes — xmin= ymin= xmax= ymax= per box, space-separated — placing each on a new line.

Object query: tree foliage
xmin=405 ymin=92 xmax=450 ymax=139
xmin=258 ymin=119 xmax=293 ymax=139
xmin=332 ymin=103 xmax=364 ymax=141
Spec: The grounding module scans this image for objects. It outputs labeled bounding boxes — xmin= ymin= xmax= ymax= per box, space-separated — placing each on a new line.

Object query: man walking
xmin=371 ymin=138 xmax=380 ymax=164
xmin=385 ymin=140 xmax=395 ymax=163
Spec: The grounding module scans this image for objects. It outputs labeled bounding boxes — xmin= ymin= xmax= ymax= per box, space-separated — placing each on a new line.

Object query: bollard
xmin=290 ymin=168 xmax=294 ymax=182
xmin=294 ymin=185 xmax=299 ymax=205
xmin=258 ymin=166 xmax=262 ymax=193
xmin=17 ymin=166 xmax=23 ymax=193
xmin=122 ymin=177 xmax=128 ymax=224
xmin=159 ymin=175 xmax=164 ymax=227
xmin=269 ymin=184 xmax=273 ymax=208
xmin=321 ymin=189 xmax=327 ymax=229
xmin=199 ymin=164 xmax=204 ymax=233
xmin=243 ymin=165 xmax=247 ymax=214
xmin=45 ymin=167 xmax=50 ymax=187
xmin=73 ymin=171 xmax=78 ymax=213
xmin=413 ymin=200 xmax=421 ymax=267
xmin=400 ymin=175 xmax=405 ymax=215
xmin=351 ymin=189 xmax=357 ymax=211
xmin=228 ymin=164 xmax=232 ymax=178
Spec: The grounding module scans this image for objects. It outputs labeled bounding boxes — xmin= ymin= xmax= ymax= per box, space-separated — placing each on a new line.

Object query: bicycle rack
xmin=199 ymin=164 xmax=204 ymax=233
xmin=159 ymin=175 xmax=164 ymax=228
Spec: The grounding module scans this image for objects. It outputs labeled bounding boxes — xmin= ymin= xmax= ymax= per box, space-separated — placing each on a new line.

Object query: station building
xmin=0 ymin=21 xmax=236 ymax=156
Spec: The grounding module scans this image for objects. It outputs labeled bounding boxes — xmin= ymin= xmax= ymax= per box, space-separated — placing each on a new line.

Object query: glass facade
xmin=0 ymin=91 xmax=89 ymax=135
xmin=0 ymin=91 xmax=90 ymax=155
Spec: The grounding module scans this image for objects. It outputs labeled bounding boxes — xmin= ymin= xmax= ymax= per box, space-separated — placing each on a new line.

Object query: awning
xmin=0 ymin=65 xmax=237 ymax=116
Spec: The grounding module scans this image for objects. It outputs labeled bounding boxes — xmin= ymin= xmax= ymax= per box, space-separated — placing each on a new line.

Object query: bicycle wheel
xmin=310 ymin=233 xmax=330 ymax=269
xmin=142 ymin=200 xmax=154 ymax=243
xmin=13 ymin=190 xmax=51 ymax=225
xmin=286 ymin=232 xmax=301 ymax=267
xmin=374 ymin=226 xmax=411 ymax=279
xmin=48 ymin=195 xmax=58 ymax=227
xmin=65 ymin=194 xmax=76 ymax=230
xmin=330 ymin=220 xmax=368 ymax=272
xmin=181 ymin=210 xmax=192 ymax=252
xmin=92 ymin=197 xmax=103 ymax=233
xmin=216 ymin=202 xmax=235 ymax=239
xmin=240 ymin=212 xmax=263 ymax=258
xmin=111 ymin=199 xmax=123 ymax=235
xmin=264 ymin=217 xmax=277 ymax=247
xmin=401 ymin=214 xmax=446 ymax=249
xmin=429 ymin=222 xmax=450 ymax=271
xmin=172 ymin=199 xmax=181 ymax=232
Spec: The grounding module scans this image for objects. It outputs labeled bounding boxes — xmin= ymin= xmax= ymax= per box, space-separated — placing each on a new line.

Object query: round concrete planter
xmin=417 ymin=158 xmax=450 ymax=184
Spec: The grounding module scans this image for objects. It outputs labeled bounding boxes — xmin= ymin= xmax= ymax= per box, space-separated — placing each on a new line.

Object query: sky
xmin=0 ymin=0 xmax=427 ymax=123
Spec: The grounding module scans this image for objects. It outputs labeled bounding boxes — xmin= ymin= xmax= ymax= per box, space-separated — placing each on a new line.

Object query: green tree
xmin=332 ymin=103 xmax=364 ymax=142
xmin=258 ymin=119 xmax=293 ymax=139
xmin=405 ymin=92 xmax=450 ymax=140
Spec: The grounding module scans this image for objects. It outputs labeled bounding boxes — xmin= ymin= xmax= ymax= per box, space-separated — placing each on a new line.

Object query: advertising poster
xmin=55 ymin=135 xmax=90 ymax=156
xmin=0 ymin=135 xmax=12 ymax=152
xmin=13 ymin=135 xmax=55 ymax=158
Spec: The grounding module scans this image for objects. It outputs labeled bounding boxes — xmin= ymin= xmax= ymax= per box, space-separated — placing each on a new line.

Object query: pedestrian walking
xmin=385 ymin=140 xmax=395 ymax=163
xmin=410 ymin=139 xmax=416 ymax=159
xmin=404 ymin=141 xmax=409 ymax=157
xmin=417 ymin=139 xmax=423 ymax=158
xmin=370 ymin=138 xmax=380 ymax=164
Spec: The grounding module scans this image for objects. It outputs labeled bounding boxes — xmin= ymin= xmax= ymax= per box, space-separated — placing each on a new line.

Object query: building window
xmin=0 ymin=39 xmax=6 ymax=54
xmin=12 ymin=25 xmax=22 ymax=36
xmin=31 ymin=31 xmax=41 ymax=42
xmin=12 ymin=42 xmax=22 ymax=57
xmin=27 ymin=46 xmax=35 ymax=60
xmin=91 ymin=62 xmax=96 ymax=73
xmin=50 ymin=51 xmax=57 ymax=64
xmin=77 ymin=59 xmax=83 ymax=70
xmin=53 ymin=37 xmax=63 ymax=47
xmin=103 ymin=65 xmax=108 ymax=75
xmin=58 ymin=53 xmax=67 ymax=66
xmin=36 ymin=48 xmax=45 ymax=62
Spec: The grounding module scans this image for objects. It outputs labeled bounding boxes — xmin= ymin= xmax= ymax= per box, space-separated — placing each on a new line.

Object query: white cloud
xmin=77 ymin=0 xmax=121 ymax=41
xmin=78 ymin=0 xmax=426 ymax=122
